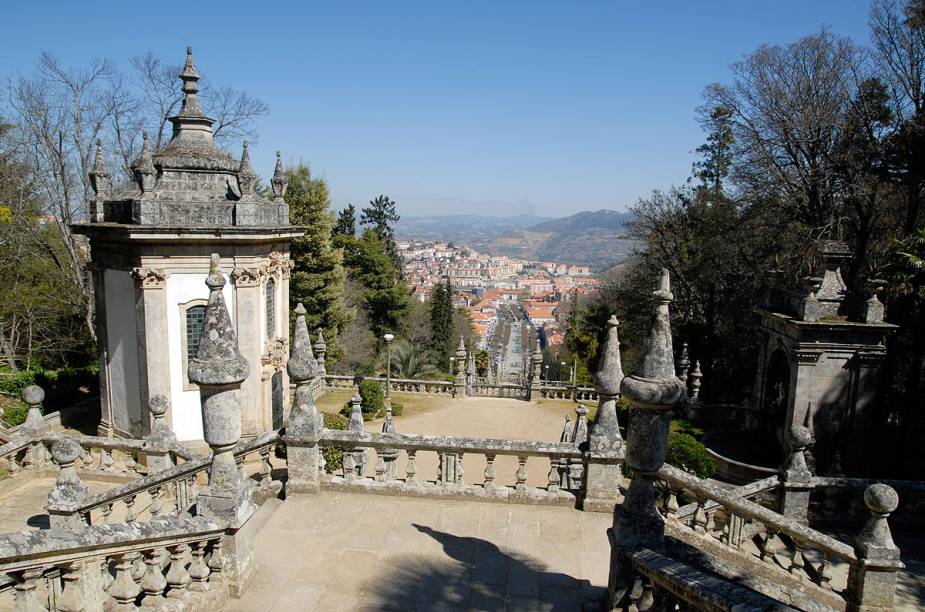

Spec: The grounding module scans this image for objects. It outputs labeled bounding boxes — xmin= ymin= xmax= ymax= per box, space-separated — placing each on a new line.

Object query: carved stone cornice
xmin=795 ymin=350 xmax=822 ymax=366
xmin=231 ymin=267 xmax=262 ymax=288
xmin=266 ymin=251 xmax=291 ymax=279
xmin=131 ymin=267 xmax=169 ymax=289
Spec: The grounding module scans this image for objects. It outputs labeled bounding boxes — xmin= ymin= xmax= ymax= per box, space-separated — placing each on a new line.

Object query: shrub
xmin=390 ymin=401 xmax=404 ymax=417
xmin=322 ymin=413 xmax=349 ymax=473
xmin=1 ymin=401 xmax=34 ymax=427
xmin=358 ymin=380 xmax=385 ymax=416
xmin=665 ymin=432 xmax=715 ymax=479
xmin=0 ymin=371 xmax=37 ymax=396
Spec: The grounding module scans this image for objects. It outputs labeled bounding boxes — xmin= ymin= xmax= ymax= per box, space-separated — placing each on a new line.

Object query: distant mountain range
xmin=397 ymin=209 xmax=640 ymax=271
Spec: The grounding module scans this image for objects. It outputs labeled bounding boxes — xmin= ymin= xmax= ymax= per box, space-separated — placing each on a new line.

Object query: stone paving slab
xmin=225 ymin=491 xmax=612 ymax=612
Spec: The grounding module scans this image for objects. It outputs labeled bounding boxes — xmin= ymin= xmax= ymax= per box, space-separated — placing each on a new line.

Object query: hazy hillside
xmin=476 ymin=210 xmax=639 ymax=271
xmin=395 ymin=214 xmax=551 ymax=244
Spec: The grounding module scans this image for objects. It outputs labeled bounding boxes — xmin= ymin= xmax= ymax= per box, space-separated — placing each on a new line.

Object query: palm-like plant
xmin=892 ymin=228 xmax=925 ymax=300
xmin=377 ymin=339 xmax=441 ymax=380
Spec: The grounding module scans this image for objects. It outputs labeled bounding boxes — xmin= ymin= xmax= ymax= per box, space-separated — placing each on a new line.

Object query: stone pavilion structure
xmin=750 ymin=240 xmax=897 ymax=474
xmin=72 ymin=48 xmax=304 ymax=442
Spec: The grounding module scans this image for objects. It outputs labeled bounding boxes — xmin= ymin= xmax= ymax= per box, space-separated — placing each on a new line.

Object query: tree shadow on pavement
xmin=362 ymin=523 xmax=604 ymax=611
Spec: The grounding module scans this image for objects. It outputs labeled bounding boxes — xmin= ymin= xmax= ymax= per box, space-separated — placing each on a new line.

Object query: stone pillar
xmin=678 ymin=342 xmax=690 ymax=389
xmin=606 ymin=269 xmax=685 ymax=609
xmin=454 ymin=337 xmax=467 ymax=397
xmin=21 ymin=386 xmax=49 ymax=468
xmin=777 ymin=425 xmax=814 ymax=524
xmin=348 ymin=393 xmax=365 ymax=475
xmin=231 ymin=267 xmax=262 ymax=437
xmin=188 ymin=255 xmax=256 ymax=595
xmin=143 ymin=395 xmax=176 ymax=474
xmin=46 ymin=438 xmax=89 ymax=529
xmin=582 ymin=315 xmax=625 ymax=513
xmin=381 ymin=399 xmax=399 ymax=480
xmin=132 ymin=266 xmax=170 ymax=435
xmin=689 ymin=360 xmax=702 ymax=401
xmin=847 ymin=484 xmax=904 ymax=611
xmin=285 ymin=303 xmax=323 ymax=494
xmin=90 ymin=263 xmax=115 ymax=437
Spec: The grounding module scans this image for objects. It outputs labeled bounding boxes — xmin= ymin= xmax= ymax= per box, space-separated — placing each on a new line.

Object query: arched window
xmin=181 ymin=301 xmax=207 ymax=389
xmin=265 ymin=278 xmax=275 ymax=339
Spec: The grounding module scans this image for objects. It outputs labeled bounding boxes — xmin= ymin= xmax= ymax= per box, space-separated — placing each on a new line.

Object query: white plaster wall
xmin=166 ymin=273 xmax=235 ymax=441
xmin=104 ymin=269 xmax=142 ymax=435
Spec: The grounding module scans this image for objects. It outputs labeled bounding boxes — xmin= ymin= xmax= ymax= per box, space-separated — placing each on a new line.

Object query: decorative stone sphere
xmin=149 ymin=395 xmax=168 ymax=417
xmin=789 ymin=425 xmax=813 ymax=448
xmin=21 ymin=385 xmax=44 ymax=406
xmin=50 ymin=438 xmax=81 ymax=465
xmin=864 ymin=483 xmax=899 ymax=515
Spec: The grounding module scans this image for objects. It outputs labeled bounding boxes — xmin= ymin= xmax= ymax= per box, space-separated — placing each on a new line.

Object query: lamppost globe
xmin=383 ymin=333 xmax=394 ymax=343
xmin=384 ymin=333 xmax=395 ymax=397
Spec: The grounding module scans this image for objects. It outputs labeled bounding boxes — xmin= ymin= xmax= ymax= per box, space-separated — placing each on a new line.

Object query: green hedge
xmin=341 ymin=379 xmax=387 ymax=421
xmin=665 ymin=432 xmax=715 ymax=479
xmin=1 ymin=402 xmax=33 ymax=427
xmin=322 ymin=413 xmax=349 ymax=473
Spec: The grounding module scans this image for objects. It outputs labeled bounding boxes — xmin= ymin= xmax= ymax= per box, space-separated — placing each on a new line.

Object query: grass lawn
xmin=314 ymin=390 xmax=453 ymax=421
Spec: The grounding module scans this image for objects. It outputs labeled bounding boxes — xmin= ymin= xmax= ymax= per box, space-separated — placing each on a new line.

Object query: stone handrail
xmin=76 ymin=431 xmax=280 ymax=523
xmin=468 ymin=383 xmax=525 ymax=398
xmin=675 ymin=474 xmax=780 ymax=520
xmin=0 ymin=516 xmax=226 ymax=609
xmin=296 ymin=428 xmax=583 ymax=506
xmin=658 ymin=463 xmax=858 ymax=606
xmin=626 ymin=547 xmax=799 ymax=611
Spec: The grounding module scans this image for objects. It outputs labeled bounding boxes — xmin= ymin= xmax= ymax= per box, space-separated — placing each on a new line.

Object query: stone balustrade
xmin=469 ymin=383 xmax=526 ymax=398
xmin=656 ymin=464 xmax=904 ymax=611
xmin=810 ymin=476 xmax=925 ymax=524
xmin=0 ymin=516 xmax=226 ymax=611
xmin=324 ymin=374 xmax=455 ymax=395
xmin=75 ymin=431 xmax=281 ymax=526
xmin=292 ymin=429 xmax=584 ymax=506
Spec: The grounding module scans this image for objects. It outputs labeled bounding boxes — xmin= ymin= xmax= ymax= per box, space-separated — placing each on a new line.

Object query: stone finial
xmin=89 ymin=139 xmax=110 ymax=197
xmin=313 ymin=329 xmax=327 ymax=376
xmin=594 ymin=315 xmax=624 ymax=396
xmin=782 ymin=425 xmax=813 ymax=479
xmin=456 ymin=336 xmax=466 ymax=356
xmin=689 ymin=360 xmax=702 ymax=400
xmin=146 ymin=395 xmax=175 ymax=444
xmin=237 ymin=142 xmax=257 ymax=196
xmin=21 ymin=385 xmax=46 ymax=432
xmin=856 ymin=484 xmax=901 ymax=558
xmin=287 ymin=303 xmax=317 ymax=384
xmin=271 ymin=151 xmax=288 ymax=201
xmin=572 ymin=405 xmax=589 ymax=449
xmin=178 ymin=46 xmax=204 ymax=116
xmin=467 ymin=351 xmax=476 ymax=376
xmin=46 ymin=438 xmax=89 ymax=526
xmin=131 ymin=132 xmax=156 ymax=193
xmin=348 ymin=394 xmax=363 ymax=432
xmin=188 ymin=254 xmax=249 ymax=387
xmin=559 ymin=415 xmax=573 ymax=443
xmin=620 ymin=269 xmax=685 ymax=409
xmin=860 ymin=278 xmax=886 ymax=324
xmin=678 ymin=342 xmax=690 ymax=386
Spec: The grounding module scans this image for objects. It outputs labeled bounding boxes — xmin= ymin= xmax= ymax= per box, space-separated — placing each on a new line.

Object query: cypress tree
xmin=286 ymin=163 xmax=350 ymax=364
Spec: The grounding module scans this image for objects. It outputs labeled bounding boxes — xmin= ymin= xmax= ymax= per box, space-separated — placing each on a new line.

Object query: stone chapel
xmin=72 ymin=48 xmax=304 ymax=442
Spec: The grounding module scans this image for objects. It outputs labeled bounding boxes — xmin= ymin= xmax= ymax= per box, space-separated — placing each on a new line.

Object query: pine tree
xmin=341 ymin=228 xmax=410 ymax=339
xmin=333 ymin=204 xmax=356 ymax=237
xmin=286 ymin=163 xmax=350 ymax=364
xmin=361 ymin=195 xmax=401 ymax=269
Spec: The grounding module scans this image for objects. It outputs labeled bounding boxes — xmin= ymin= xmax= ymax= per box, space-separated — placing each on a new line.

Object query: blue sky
xmin=3 ymin=1 xmax=873 ymax=217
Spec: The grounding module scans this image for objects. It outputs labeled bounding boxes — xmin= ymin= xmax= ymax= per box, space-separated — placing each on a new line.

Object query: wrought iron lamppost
xmin=383 ymin=333 xmax=395 ymax=398
xmin=544 ymin=364 xmax=549 ymax=382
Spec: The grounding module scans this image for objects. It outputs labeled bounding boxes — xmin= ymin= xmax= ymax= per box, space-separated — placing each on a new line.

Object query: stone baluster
xmin=759 ymin=529 xmax=778 ymax=564
xmin=56 ymin=562 xmax=83 ymax=612
xmin=405 ymin=450 xmax=417 ymax=483
xmin=777 ymin=425 xmax=814 ymax=524
xmin=186 ymin=254 xmax=255 ymax=594
xmin=143 ymin=395 xmax=176 ymax=473
xmin=285 ymin=303 xmax=323 ymax=494
xmin=692 ymin=496 xmax=708 ymax=533
xmin=528 ymin=344 xmax=543 ymax=400
xmin=606 ymin=269 xmax=685 ymax=610
xmin=207 ymin=537 xmax=225 ymax=582
xmin=98 ymin=447 xmax=114 ymax=472
xmin=583 ymin=314 xmax=625 ymax=512
xmin=515 ymin=456 xmax=528 ymax=492
xmin=846 ymin=484 xmax=904 ymax=611
xmin=665 ymin=486 xmax=680 ymax=521
xmin=12 ymin=568 xmax=44 ymax=612
xmin=123 ymin=495 xmax=137 ymax=523
xmin=165 ymin=544 xmax=191 ymax=599
xmin=188 ymin=540 xmax=211 ymax=592
xmin=46 ymin=437 xmax=90 ymax=529
xmin=140 ymin=547 xmax=167 ymax=600
xmin=109 ymin=552 xmax=141 ymax=610
xmin=547 ymin=458 xmax=559 ymax=493
xmin=148 ymin=486 xmax=163 ymax=518
xmin=484 ymin=454 xmax=496 ymax=490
